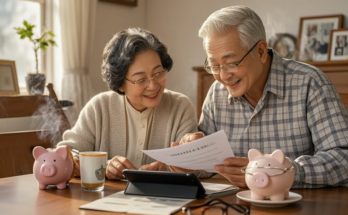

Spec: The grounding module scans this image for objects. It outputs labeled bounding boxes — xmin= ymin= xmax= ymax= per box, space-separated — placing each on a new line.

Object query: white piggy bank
xmin=243 ymin=149 xmax=295 ymax=201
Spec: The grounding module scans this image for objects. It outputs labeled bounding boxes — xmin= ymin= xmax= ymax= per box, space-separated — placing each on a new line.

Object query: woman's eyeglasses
xmin=125 ymin=70 xmax=167 ymax=88
xmin=182 ymin=199 xmax=250 ymax=215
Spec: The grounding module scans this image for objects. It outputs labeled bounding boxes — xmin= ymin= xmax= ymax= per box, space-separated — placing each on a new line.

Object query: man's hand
xmin=178 ymin=132 xmax=205 ymax=145
xmin=215 ymin=157 xmax=249 ymax=188
xmin=139 ymin=161 xmax=167 ymax=171
xmin=106 ymin=155 xmax=136 ymax=180
xmin=168 ymin=132 xmax=205 ymax=173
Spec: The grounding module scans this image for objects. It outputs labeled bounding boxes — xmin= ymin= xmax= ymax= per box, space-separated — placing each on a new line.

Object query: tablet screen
xmin=122 ymin=170 xmax=206 ymax=199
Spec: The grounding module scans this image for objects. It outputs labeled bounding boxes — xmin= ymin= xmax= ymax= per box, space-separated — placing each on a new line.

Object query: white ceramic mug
xmin=79 ymin=151 xmax=108 ymax=192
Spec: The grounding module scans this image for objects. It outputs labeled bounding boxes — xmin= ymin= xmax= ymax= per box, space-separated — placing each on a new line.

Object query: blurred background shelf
xmin=304 ymin=60 xmax=348 ymax=72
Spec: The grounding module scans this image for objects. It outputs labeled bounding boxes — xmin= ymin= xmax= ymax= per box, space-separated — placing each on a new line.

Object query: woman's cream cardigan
xmin=57 ymin=89 xmax=198 ymax=165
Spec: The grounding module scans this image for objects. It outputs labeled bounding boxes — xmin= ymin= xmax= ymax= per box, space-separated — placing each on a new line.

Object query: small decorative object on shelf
xmin=0 ymin=60 xmax=19 ymax=95
xmin=268 ymin=33 xmax=297 ymax=60
xmin=14 ymin=20 xmax=57 ymax=95
xmin=328 ymin=28 xmax=348 ymax=61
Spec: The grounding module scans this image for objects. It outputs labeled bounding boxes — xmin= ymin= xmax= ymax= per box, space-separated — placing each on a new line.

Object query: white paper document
xmin=80 ymin=183 xmax=238 ymax=214
xmin=201 ymin=182 xmax=239 ymax=197
xmin=80 ymin=191 xmax=193 ymax=215
xmin=142 ymin=130 xmax=235 ymax=172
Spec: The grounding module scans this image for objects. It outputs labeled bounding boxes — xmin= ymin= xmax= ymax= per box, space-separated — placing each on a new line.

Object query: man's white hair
xmin=198 ymin=5 xmax=266 ymax=50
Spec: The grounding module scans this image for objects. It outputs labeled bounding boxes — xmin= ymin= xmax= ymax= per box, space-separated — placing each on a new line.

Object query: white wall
xmin=90 ymin=0 xmax=348 ymax=109
xmin=89 ymin=0 xmax=146 ymax=94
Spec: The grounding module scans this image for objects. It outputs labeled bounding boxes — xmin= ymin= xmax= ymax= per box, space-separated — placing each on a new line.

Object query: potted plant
xmin=14 ymin=20 xmax=56 ymax=95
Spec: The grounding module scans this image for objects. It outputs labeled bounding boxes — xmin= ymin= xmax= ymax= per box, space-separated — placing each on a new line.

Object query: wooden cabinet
xmin=0 ymin=92 xmax=71 ymax=178
xmin=193 ymin=61 xmax=348 ymax=119
xmin=307 ymin=61 xmax=348 ymax=94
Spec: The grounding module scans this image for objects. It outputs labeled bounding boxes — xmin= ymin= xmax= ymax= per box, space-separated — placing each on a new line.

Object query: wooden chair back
xmin=0 ymin=84 xmax=71 ymax=178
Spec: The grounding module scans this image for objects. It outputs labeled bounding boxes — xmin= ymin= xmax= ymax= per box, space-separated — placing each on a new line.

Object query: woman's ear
xmin=119 ymin=86 xmax=124 ymax=93
xmin=257 ymin=40 xmax=268 ymax=63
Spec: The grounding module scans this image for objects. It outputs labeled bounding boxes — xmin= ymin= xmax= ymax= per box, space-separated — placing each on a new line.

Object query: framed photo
xmin=297 ymin=14 xmax=343 ymax=62
xmin=0 ymin=60 xmax=20 ymax=95
xmin=328 ymin=29 xmax=348 ymax=61
xmin=269 ymin=33 xmax=297 ymax=60
xmin=99 ymin=0 xmax=137 ymax=7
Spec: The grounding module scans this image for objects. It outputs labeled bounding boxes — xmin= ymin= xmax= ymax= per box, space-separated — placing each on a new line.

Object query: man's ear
xmin=257 ymin=40 xmax=268 ymax=63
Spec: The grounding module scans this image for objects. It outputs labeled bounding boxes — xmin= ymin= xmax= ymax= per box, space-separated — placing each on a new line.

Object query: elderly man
xmin=173 ymin=5 xmax=348 ymax=188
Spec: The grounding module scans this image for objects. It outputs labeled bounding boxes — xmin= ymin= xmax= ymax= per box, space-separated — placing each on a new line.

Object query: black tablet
xmin=122 ymin=170 xmax=206 ymax=199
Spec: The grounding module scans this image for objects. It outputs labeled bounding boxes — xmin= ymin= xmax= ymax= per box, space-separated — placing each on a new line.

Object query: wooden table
xmin=0 ymin=174 xmax=347 ymax=214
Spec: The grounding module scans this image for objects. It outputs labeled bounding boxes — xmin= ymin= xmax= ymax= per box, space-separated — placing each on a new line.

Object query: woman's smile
xmin=143 ymin=91 xmax=159 ymax=99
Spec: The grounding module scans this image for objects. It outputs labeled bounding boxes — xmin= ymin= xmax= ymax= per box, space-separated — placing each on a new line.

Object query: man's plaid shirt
xmin=199 ymin=49 xmax=348 ymax=188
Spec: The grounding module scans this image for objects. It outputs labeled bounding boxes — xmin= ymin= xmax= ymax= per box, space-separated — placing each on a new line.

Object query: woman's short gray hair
xmin=198 ymin=5 xmax=266 ymax=50
xmin=101 ymin=27 xmax=173 ymax=95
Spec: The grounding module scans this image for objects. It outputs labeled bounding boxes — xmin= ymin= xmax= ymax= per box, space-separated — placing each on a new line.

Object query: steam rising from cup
xmin=32 ymin=96 xmax=76 ymax=147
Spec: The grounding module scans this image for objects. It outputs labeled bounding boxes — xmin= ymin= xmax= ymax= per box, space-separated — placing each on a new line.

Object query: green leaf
xmin=23 ymin=20 xmax=29 ymax=28
xmin=48 ymin=40 xmax=56 ymax=45
xmin=48 ymin=31 xmax=55 ymax=37
xmin=40 ymin=41 xmax=48 ymax=48
xmin=37 ymin=34 xmax=45 ymax=42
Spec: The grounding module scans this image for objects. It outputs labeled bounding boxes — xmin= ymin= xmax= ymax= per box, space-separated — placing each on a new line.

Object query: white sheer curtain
xmin=58 ymin=0 xmax=96 ymax=113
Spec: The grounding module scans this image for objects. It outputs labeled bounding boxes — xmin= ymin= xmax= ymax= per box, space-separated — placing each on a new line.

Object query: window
xmin=0 ymin=0 xmax=58 ymax=95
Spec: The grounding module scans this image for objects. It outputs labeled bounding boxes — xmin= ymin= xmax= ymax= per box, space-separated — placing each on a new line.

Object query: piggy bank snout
xmin=251 ymin=172 xmax=269 ymax=188
xmin=40 ymin=163 xmax=57 ymax=177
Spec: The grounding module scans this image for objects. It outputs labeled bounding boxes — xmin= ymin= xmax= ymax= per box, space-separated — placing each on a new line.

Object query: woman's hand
xmin=106 ymin=155 xmax=136 ymax=180
xmin=139 ymin=161 xmax=167 ymax=171
xmin=73 ymin=158 xmax=80 ymax=177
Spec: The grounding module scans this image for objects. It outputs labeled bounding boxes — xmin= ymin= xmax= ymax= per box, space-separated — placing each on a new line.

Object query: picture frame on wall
xmin=0 ymin=60 xmax=20 ymax=95
xmin=328 ymin=29 xmax=348 ymax=61
xmin=297 ymin=14 xmax=343 ymax=62
xmin=99 ymin=0 xmax=137 ymax=7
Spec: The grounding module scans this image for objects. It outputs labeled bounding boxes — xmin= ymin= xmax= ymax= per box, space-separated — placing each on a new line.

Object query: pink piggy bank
xmin=243 ymin=149 xmax=295 ymax=201
xmin=33 ymin=146 xmax=74 ymax=190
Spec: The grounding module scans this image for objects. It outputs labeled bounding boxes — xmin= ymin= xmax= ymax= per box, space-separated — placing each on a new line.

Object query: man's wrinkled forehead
xmin=204 ymin=32 xmax=241 ymax=62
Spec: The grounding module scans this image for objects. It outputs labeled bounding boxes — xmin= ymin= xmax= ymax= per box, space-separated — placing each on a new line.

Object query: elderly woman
xmin=57 ymin=27 xmax=197 ymax=180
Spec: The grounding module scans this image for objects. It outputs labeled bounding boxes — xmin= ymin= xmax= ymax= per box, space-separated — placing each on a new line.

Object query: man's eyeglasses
xmin=124 ymin=70 xmax=167 ymax=88
xmin=182 ymin=199 xmax=250 ymax=215
xmin=204 ymin=41 xmax=260 ymax=75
